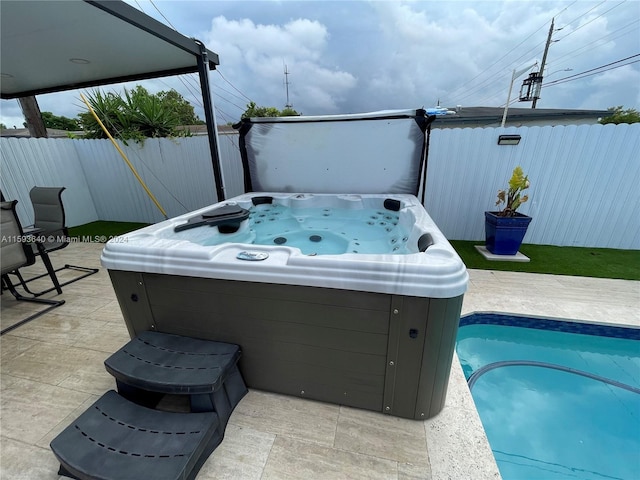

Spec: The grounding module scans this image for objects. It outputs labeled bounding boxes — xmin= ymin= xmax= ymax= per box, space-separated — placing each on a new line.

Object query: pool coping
xmin=426 ymin=347 xmax=502 ymax=479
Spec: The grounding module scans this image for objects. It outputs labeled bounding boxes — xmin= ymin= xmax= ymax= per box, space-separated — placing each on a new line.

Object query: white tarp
xmin=237 ymin=109 xmax=430 ymax=194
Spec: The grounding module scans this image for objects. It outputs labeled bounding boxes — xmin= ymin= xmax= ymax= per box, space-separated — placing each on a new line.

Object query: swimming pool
xmin=456 ymin=312 xmax=640 ymax=480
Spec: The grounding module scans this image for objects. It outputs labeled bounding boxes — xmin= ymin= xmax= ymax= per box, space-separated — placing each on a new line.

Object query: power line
xmin=129 ymin=2 xmax=250 ymax=117
xmin=133 ymin=0 xmax=146 ymax=13
xmin=210 ymin=82 xmax=254 ymax=106
xmin=555 ymin=0 xmax=607 ymax=30
xmin=149 ymin=0 xmax=178 ymax=31
xmin=544 ymin=54 xmax=640 ymax=87
xmin=548 ymin=18 xmax=639 ymax=67
xmin=545 ymin=60 xmax=639 ymax=87
xmin=216 ymin=70 xmax=253 ymax=103
xmin=212 ymin=92 xmax=245 ymax=112
xmin=449 ymin=0 xmax=635 ymax=107
xmin=446 ymin=1 xmax=579 ymax=104
xmin=555 ymin=0 xmax=626 ymax=42
xmin=447 ymin=31 xmax=545 ymax=102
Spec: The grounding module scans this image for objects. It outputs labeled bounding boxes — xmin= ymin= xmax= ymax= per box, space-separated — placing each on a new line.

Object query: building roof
xmin=432 ymin=106 xmax=611 ymax=128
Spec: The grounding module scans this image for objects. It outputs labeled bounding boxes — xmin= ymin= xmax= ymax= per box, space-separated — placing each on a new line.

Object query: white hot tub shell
xmin=101 ymin=110 xmax=469 ymax=419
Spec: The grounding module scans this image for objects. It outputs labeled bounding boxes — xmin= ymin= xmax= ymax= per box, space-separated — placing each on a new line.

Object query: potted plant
xmin=485 ymin=166 xmax=532 ymax=255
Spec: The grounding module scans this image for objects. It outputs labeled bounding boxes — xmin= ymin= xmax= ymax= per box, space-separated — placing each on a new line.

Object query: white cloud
xmin=204 ymin=15 xmax=357 ymax=113
xmin=578 ymin=65 xmax=640 ymax=110
xmin=0 ymin=99 xmax=24 ymax=129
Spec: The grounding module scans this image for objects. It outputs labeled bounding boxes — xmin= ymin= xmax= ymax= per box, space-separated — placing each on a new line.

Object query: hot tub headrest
xmin=174 ymin=205 xmax=250 ymax=233
xmin=418 ymin=233 xmax=434 ymax=252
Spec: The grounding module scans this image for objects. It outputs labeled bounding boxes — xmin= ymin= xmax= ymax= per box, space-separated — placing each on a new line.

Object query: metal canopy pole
xmin=195 ymin=40 xmax=225 ymax=202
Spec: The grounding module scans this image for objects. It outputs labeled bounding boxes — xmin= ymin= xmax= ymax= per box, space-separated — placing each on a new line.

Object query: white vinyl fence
xmin=1 ymin=123 xmax=638 ymax=249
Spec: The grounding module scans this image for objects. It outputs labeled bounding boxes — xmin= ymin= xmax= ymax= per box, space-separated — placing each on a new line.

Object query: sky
xmin=1 ymin=0 xmax=639 ymax=128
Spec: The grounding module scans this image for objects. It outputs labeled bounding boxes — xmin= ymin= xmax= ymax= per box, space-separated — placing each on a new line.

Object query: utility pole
xmin=284 ymin=64 xmax=292 ymax=109
xmin=532 ymin=17 xmax=554 ymax=109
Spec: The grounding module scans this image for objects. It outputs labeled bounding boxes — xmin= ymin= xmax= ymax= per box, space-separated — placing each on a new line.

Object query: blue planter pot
xmin=484 ymin=211 xmax=532 ymax=255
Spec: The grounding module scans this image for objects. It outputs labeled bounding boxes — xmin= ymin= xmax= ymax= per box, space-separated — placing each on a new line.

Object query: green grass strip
xmin=68 ymin=221 xmax=149 ymax=242
xmin=451 ymin=240 xmax=640 ymax=281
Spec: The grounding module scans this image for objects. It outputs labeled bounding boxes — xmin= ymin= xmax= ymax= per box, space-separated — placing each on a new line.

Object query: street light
xmin=546 ymin=68 xmax=573 ymax=77
xmin=501 ymin=62 xmax=538 ymax=128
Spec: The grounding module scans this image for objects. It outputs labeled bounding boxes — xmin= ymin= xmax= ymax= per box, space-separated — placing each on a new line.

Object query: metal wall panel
xmin=0 ymin=137 xmax=98 ymax=227
xmin=1 ymin=124 xmax=638 ymax=248
xmin=217 ymin=132 xmax=245 ymax=199
xmin=425 ymin=123 xmax=640 ymax=248
xmin=74 ymin=136 xmax=219 ymax=223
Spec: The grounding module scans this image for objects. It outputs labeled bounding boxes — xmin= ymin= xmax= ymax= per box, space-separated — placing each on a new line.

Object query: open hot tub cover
xmin=236 ymin=109 xmax=432 ymax=195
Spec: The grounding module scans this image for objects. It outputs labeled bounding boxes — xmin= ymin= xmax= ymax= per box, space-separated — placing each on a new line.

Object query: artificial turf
xmin=67 ymin=222 xmax=639 ymax=280
xmin=450 ymin=240 xmax=640 ymax=281
xmin=68 ymin=221 xmax=149 ymax=242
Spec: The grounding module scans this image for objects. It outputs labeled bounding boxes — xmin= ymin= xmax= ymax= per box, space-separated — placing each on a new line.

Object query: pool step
xmin=104 ymin=331 xmax=247 ymax=431
xmin=50 ymin=390 xmax=221 ymax=480
xmin=50 ymin=332 xmax=247 ymax=479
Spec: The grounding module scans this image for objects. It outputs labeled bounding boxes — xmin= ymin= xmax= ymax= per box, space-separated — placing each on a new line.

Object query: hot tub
xmin=101 ymin=110 xmax=468 ymax=419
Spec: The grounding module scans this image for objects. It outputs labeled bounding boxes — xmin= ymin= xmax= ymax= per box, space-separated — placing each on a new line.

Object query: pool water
xmin=456 ymin=313 xmax=640 ymax=480
xmin=201 ymin=204 xmax=412 ymax=255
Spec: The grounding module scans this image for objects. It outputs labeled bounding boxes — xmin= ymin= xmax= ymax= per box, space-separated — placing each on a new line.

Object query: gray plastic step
xmin=50 ymin=390 xmax=221 ymax=480
xmin=104 ymin=331 xmax=247 ymax=430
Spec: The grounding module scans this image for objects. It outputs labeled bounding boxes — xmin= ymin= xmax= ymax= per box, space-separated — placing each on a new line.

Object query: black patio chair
xmin=1 ymin=200 xmax=65 ymax=335
xmin=18 ymin=187 xmax=99 ymax=295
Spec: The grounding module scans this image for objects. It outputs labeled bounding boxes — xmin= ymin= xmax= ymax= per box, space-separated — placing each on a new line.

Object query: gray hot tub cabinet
xmin=108 ymin=269 xmax=463 ymax=420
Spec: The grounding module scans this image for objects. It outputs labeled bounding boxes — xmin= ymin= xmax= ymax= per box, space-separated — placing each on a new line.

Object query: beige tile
xmin=56 ymin=367 xmax=115 ymax=395
xmin=0 ymin=301 xmax=59 ymax=334
xmin=46 ymin=293 xmax=113 ymax=317
xmin=399 ymin=462 xmax=432 ymax=480
xmin=335 ymin=406 xmax=429 ymax=465
xmin=0 ymin=334 xmax=40 ymax=361
xmin=91 ymin=299 xmax=126 ymax=322
xmin=1 ymin=341 xmax=110 ymax=389
xmin=198 ymin=424 xmax=275 ymax=479
xmin=71 ymin=319 xmax=130 ymax=354
xmin=262 ymin=435 xmax=398 ymax=480
xmin=0 ymin=375 xmax=91 ymax=445
xmin=230 ymin=389 xmax=340 ymax=446
xmin=3 ymin=313 xmax=109 ymax=347
xmin=0 ymin=436 xmax=62 ymax=480
xmin=424 ymin=405 xmax=501 ymax=480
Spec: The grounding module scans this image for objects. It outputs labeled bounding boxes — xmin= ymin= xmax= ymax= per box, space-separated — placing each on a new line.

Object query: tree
xmin=41 ymin=111 xmax=81 ymax=131
xmin=280 ymin=107 xmax=300 ymax=117
xmin=0 ymin=123 xmax=7 ymax=130
xmin=599 ymin=106 xmax=640 ymax=125
xmin=78 ymin=86 xmax=201 ymax=140
xmin=241 ymin=101 xmax=299 ymax=119
xmin=156 ymin=89 xmax=204 ymax=125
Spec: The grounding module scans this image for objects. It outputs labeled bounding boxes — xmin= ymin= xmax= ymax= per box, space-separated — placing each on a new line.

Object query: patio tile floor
xmin=1 ymin=242 xmax=638 ymax=479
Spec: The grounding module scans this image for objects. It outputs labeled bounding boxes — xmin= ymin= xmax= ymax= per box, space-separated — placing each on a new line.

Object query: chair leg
xmin=15 ymin=264 xmax=98 ymax=297
xmin=1 ymin=275 xmax=65 ymax=336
